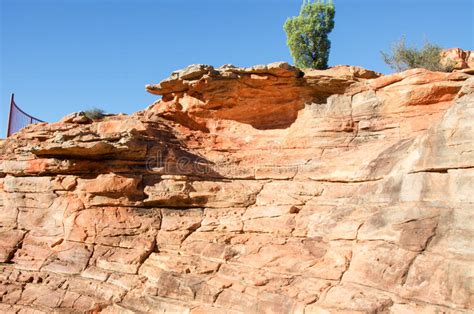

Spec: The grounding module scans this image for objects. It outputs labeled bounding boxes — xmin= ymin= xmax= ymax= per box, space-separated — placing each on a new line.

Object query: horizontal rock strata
xmin=1 ymin=61 xmax=473 ymax=313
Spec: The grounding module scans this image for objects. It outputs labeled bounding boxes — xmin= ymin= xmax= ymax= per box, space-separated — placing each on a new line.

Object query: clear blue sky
xmin=1 ymin=0 xmax=473 ymax=137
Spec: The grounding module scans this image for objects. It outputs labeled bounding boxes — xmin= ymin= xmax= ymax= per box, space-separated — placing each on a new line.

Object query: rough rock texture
xmin=441 ymin=48 xmax=474 ymax=71
xmin=0 ymin=61 xmax=473 ymax=313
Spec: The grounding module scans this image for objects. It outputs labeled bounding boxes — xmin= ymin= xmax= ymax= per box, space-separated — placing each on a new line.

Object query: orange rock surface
xmin=441 ymin=48 xmax=474 ymax=70
xmin=0 ymin=60 xmax=473 ymax=313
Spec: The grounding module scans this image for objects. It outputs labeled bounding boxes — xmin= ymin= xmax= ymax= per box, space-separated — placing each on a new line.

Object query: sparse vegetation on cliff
xmin=381 ymin=38 xmax=455 ymax=72
xmin=83 ymin=108 xmax=106 ymax=120
xmin=284 ymin=0 xmax=335 ymax=69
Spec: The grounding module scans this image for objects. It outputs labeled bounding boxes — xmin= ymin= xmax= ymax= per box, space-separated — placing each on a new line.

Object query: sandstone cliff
xmin=0 ymin=61 xmax=473 ymax=313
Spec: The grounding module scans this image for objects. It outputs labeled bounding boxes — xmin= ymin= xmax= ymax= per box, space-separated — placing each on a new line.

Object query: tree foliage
xmin=284 ymin=0 xmax=335 ymax=69
xmin=381 ymin=38 xmax=454 ymax=72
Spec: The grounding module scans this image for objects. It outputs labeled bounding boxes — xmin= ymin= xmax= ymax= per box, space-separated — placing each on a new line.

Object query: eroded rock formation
xmin=0 ymin=60 xmax=473 ymax=313
xmin=441 ymin=48 xmax=474 ymax=71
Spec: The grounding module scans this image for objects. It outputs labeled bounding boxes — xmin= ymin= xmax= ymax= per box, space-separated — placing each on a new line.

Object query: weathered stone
xmin=94 ymin=244 xmax=154 ymax=274
xmin=41 ymin=241 xmax=93 ymax=274
xmin=0 ymin=230 xmax=25 ymax=262
xmin=441 ymin=48 xmax=474 ymax=69
xmin=200 ymin=207 xmax=245 ymax=232
xmin=310 ymin=284 xmax=394 ymax=312
xmin=357 ymin=206 xmax=439 ymax=251
xmin=401 ymin=254 xmax=474 ymax=309
xmin=0 ymin=61 xmax=472 ymax=312
xmin=139 ymin=253 xmax=219 ymax=279
xmin=59 ymin=112 xmax=92 ymax=124
xmin=342 ymin=242 xmax=417 ymax=290
xmin=77 ymin=173 xmax=141 ymax=195
xmin=177 ymin=64 xmax=214 ymax=80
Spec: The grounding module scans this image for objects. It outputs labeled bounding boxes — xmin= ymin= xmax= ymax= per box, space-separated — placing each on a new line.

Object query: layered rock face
xmin=0 ymin=61 xmax=473 ymax=313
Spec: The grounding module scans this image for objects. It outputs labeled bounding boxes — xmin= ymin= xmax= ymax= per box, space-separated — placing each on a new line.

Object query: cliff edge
xmin=0 ymin=60 xmax=473 ymax=313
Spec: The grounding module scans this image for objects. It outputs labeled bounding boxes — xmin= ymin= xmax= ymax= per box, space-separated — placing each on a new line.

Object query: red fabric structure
xmin=6 ymin=94 xmax=44 ymax=137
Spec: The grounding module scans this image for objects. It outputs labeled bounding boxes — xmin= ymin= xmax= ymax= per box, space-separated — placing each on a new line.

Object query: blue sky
xmin=1 ymin=0 xmax=473 ymax=137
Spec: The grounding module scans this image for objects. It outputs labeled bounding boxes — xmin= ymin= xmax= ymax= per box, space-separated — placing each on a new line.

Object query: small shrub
xmin=83 ymin=108 xmax=106 ymax=120
xmin=284 ymin=0 xmax=336 ymax=69
xmin=381 ymin=37 xmax=454 ymax=72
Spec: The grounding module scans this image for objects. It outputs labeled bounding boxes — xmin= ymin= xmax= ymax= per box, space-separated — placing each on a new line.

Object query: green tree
xmin=284 ymin=0 xmax=335 ymax=69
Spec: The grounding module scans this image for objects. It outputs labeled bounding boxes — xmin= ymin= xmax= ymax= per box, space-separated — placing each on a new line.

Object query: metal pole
xmin=6 ymin=93 xmax=14 ymax=137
